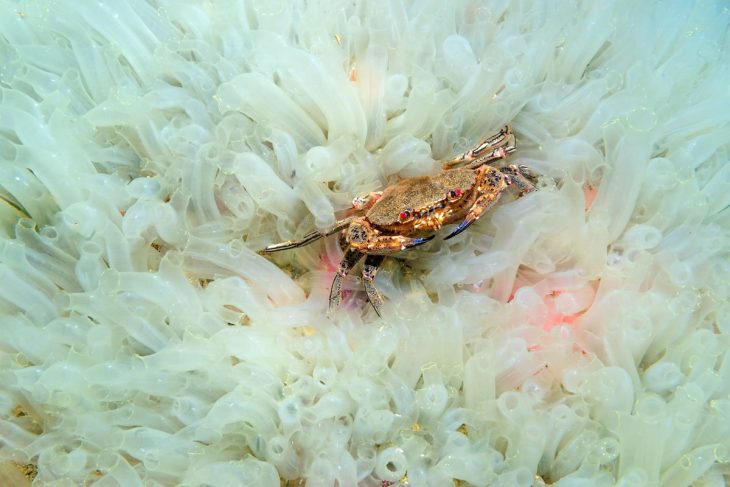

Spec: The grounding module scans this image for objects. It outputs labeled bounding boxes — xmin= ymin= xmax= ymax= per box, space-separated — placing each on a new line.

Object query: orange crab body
xmin=263 ymin=125 xmax=538 ymax=315
xmin=347 ymin=165 xmax=507 ymax=254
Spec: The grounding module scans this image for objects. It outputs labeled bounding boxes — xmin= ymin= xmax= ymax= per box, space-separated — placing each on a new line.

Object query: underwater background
xmin=0 ymin=1 xmax=729 ymax=485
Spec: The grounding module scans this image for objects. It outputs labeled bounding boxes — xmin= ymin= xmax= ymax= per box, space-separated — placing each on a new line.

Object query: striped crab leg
xmin=442 ymin=125 xmax=516 ymax=170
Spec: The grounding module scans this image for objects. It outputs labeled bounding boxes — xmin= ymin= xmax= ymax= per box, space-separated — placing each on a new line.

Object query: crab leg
xmin=355 ymin=234 xmax=435 ymax=255
xmin=262 ymin=217 xmax=354 ymax=253
xmin=328 ymin=248 xmax=364 ymax=312
xmin=463 ymin=142 xmax=516 ymax=171
xmin=444 ymin=187 xmax=505 ymax=241
xmin=443 ymin=125 xmax=516 ymax=170
xmin=499 ymin=165 xmax=537 ymax=195
xmin=362 ymin=255 xmax=385 ymax=316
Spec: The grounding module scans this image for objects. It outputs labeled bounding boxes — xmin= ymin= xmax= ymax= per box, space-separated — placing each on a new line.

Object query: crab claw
xmin=403 ymin=235 xmax=435 ymax=249
xmin=353 ymin=231 xmax=435 ymax=254
xmin=444 ymin=167 xmax=508 ymax=241
xmin=443 ymin=219 xmax=474 ymax=240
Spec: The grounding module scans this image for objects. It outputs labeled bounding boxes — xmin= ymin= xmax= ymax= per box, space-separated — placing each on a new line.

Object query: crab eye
xmin=448 ymin=188 xmax=463 ymax=199
xmin=398 ymin=210 xmax=411 ymax=221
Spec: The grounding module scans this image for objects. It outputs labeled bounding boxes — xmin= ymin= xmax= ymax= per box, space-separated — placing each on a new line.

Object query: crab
xmin=262 ymin=125 xmax=538 ymax=316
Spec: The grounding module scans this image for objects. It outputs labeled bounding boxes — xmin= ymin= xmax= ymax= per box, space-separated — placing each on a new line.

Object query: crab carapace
xmin=262 ymin=125 xmax=538 ymax=315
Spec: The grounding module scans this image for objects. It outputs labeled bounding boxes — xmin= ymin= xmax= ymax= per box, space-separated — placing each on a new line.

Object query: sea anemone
xmin=0 ymin=1 xmax=728 ymax=486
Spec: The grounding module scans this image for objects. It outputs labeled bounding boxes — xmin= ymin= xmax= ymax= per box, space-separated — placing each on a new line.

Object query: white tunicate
xmin=304 ymin=137 xmax=355 ymax=180
xmin=504 ymin=67 xmax=528 ymax=92
xmin=218 ymin=177 xmax=257 ymax=223
xmin=0 ymin=264 xmax=57 ymax=326
xmin=75 ymin=241 xmax=105 ymax=291
xmin=172 ymin=395 xmax=209 ymax=425
xmin=121 ymin=427 xmax=190 ymax=472
xmin=0 ymin=165 xmax=53 ymax=222
xmin=0 ymin=391 xmax=16 ymax=417
xmin=1 ymin=0 xmax=729 ymax=485
xmin=38 ymin=361 xmax=85 ymax=393
xmin=311 ymin=390 xmax=354 ymax=420
xmin=553 ymin=285 xmax=595 ymax=316
xmin=384 ymin=74 xmax=408 ymax=114
xmin=256 ymin=32 xmax=367 ymax=142
xmin=266 ymin=435 xmax=299 ymax=479
xmin=439 ymin=35 xmax=477 ymax=89
xmin=185 ymin=236 xmax=305 ymax=306
xmin=229 ymin=151 xmax=300 ymax=220
xmin=463 ymin=351 xmax=495 ymax=410
xmin=522 ymin=247 xmax=556 ymax=274
xmin=356 ymin=43 xmax=388 ymax=149
xmin=634 ymin=394 xmax=668 ymax=424
xmin=278 ymin=397 xmax=304 ymax=432
xmin=545 ymin=403 xmax=581 ymax=465
xmin=694 ymin=470 xmax=727 ymax=487
xmin=513 ymin=420 xmax=547 ymax=472
xmin=494 ymin=467 xmax=533 ymax=487
xmin=592 ymin=437 xmax=620 ymax=465
xmin=496 ymin=391 xmax=528 ymax=422
xmin=295 ymin=179 xmax=335 ymax=228
xmin=378 ymin=133 xmax=434 ymax=176
xmin=660 ymin=444 xmax=727 ymax=487
xmin=588 ymin=126 xmax=652 ymax=242
xmin=0 ymin=418 xmax=37 ymax=450
xmin=122 ymin=199 xmax=159 ymax=237
xmin=353 ymin=409 xmax=395 ymax=444
xmin=643 ymin=361 xmax=684 ymax=393
xmin=622 ymin=224 xmax=662 ymax=250
xmin=700 ymin=162 xmax=730 ymax=215
xmin=438 ymin=407 xmax=469 ymax=433
xmin=305 ymin=456 xmax=339 ymax=487
xmin=583 ymin=367 xmax=634 ymax=415
xmin=293 ymin=334 xmax=324 ymax=361
xmin=375 ymin=447 xmax=408 ymax=482
xmin=127 ymin=176 xmax=161 ymax=198
xmin=183 ymin=458 xmax=280 ymax=487
xmin=397 ymin=79 xmax=436 ymax=137
xmin=512 ymin=286 xmax=548 ymax=319
xmin=416 ymin=383 xmax=448 ymax=422
xmin=355 ymin=445 xmax=377 ymax=481
xmin=521 ymin=378 xmax=548 ymax=404
xmin=615 ymin=468 xmax=649 ymax=487
xmin=435 ymin=447 xmax=498 ymax=485
xmin=644 ymin=157 xmax=678 ymax=192
xmin=218 ymin=72 xmax=326 ymax=148
xmin=332 ymin=450 xmax=358 ymax=487
xmin=552 ymin=430 xmax=600 ymax=479
xmin=615 ymin=406 xmax=669 ymax=482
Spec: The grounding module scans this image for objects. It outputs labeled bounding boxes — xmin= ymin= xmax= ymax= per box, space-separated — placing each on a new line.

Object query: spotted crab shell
xmin=365 ymin=168 xmax=476 ymax=226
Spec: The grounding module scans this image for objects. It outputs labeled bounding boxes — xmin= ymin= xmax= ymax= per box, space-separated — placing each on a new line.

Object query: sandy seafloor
xmin=1 ymin=1 xmax=729 ymax=486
